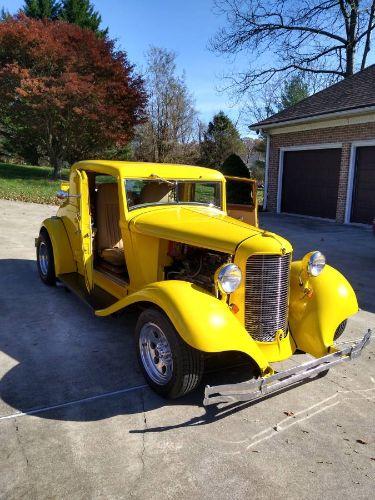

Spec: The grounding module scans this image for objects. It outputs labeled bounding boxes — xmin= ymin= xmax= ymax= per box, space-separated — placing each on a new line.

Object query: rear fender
xmin=40 ymin=217 xmax=76 ymax=275
xmin=289 ymin=261 xmax=358 ymax=357
xmin=96 ymin=280 xmax=271 ymax=375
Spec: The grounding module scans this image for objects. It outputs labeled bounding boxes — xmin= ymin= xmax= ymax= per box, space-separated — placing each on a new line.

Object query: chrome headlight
xmin=307 ymin=251 xmax=326 ymax=276
xmin=217 ymin=263 xmax=242 ymax=293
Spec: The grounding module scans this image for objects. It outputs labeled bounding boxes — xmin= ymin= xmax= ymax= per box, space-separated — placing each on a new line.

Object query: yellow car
xmin=36 ymin=161 xmax=371 ymax=405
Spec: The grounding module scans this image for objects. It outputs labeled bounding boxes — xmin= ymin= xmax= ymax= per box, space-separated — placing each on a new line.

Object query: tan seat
xmin=139 ymin=182 xmax=172 ymax=205
xmin=95 ymin=183 xmax=125 ymax=267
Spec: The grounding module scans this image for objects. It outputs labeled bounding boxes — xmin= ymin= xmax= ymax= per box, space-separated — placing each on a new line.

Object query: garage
xmin=251 ymin=64 xmax=375 ymax=224
xmin=280 ymin=148 xmax=341 ymax=219
xmin=351 ymin=146 xmax=375 ymax=224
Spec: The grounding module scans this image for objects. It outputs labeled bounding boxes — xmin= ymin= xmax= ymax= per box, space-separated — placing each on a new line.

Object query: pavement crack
xmin=14 ymin=418 xmax=30 ymax=469
xmin=140 ymin=389 xmax=148 ymax=472
xmin=129 ymin=390 xmax=148 ymax=498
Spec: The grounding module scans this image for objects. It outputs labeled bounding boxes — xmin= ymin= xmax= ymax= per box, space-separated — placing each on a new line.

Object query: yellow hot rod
xmin=36 ymin=161 xmax=371 ymax=405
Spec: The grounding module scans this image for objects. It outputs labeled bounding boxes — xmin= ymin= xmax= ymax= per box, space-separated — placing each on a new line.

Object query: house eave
xmin=251 ymin=104 xmax=375 ymax=132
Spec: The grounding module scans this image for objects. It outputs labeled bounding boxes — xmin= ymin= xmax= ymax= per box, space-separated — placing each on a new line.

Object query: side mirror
xmin=56 ymin=181 xmax=80 ymax=200
xmin=56 ymin=190 xmax=69 ymax=200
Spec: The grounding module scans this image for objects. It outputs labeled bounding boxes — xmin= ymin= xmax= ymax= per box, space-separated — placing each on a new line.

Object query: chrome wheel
xmin=139 ymin=322 xmax=173 ymax=385
xmin=39 ymin=241 xmax=49 ymax=277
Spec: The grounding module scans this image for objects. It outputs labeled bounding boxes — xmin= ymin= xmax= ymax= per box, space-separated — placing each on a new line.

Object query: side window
xmin=226 ymin=180 xmax=254 ymax=206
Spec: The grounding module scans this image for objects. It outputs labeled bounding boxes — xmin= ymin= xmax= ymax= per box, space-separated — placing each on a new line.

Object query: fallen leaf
xmin=283 ymin=410 xmax=294 ymax=417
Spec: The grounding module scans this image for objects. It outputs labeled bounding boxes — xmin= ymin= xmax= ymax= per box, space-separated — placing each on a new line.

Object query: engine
xmin=165 ymin=242 xmax=230 ymax=293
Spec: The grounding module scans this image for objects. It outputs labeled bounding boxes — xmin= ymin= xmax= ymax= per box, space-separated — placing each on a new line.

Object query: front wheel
xmin=135 ymin=308 xmax=204 ymax=399
xmin=36 ymin=230 xmax=56 ymax=286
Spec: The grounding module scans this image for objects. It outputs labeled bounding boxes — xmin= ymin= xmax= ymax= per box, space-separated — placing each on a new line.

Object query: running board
xmin=203 ymin=329 xmax=372 ymax=406
xmin=58 ymin=273 xmax=118 ymax=311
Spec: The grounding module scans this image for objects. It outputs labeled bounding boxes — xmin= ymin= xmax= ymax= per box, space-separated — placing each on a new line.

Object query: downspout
xmin=262 ymin=130 xmax=270 ymax=211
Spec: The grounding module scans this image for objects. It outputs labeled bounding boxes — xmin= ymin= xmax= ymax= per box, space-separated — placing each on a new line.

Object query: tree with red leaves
xmin=0 ymin=15 xmax=146 ymax=177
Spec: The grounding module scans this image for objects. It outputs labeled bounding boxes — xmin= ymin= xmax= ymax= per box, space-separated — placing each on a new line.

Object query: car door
xmin=225 ymin=176 xmax=258 ymax=227
xmin=76 ymin=169 xmax=94 ymax=292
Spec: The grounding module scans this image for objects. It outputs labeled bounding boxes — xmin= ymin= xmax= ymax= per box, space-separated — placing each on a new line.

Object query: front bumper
xmin=204 ymin=329 xmax=372 ymax=406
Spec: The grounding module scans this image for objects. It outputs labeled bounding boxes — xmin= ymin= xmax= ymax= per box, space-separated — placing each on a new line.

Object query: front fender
xmin=40 ymin=217 xmax=76 ymax=275
xmin=96 ymin=280 xmax=271 ymax=375
xmin=289 ymin=261 xmax=358 ymax=357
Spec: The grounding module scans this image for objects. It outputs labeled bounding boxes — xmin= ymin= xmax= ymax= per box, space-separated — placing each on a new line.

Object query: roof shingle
xmin=251 ymin=64 xmax=375 ymax=128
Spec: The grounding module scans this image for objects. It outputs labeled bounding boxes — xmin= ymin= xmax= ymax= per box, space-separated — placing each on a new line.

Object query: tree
xmin=133 ymin=47 xmax=198 ymax=164
xmin=0 ymin=16 xmax=146 ymax=177
xmin=59 ymin=0 xmax=107 ymax=37
xmin=278 ymin=75 xmax=309 ymax=111
xmin=221 ymin=153 xmax=250 ymax=177
xmin=211 ymin=0 xmax=375 ymax=94
xmin=0 ymin=8 xmax=11 ymax=21
xmin=23 ymin=0 xmax=60 ymax=19
xmin=21 ymin=0 xmax=107 ymax=36
xmin=200 ymin=111 xmax=244 ymax=168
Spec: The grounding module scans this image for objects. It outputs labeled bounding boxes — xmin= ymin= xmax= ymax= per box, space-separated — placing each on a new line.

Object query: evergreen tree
xmin=23 ymin=0 xmax=60 ymax=20
xmin=59 ymin=0 xmax=107 ymax=37
xmin=221 ymin=153 xmax=250 ymax=178
xmin=278 ymin=75 xmax=309 ymax=111
xmin=0 ymin=7 xmax=11 ymax=20
xmin=200 ymin=112 xmax=244 ymax=168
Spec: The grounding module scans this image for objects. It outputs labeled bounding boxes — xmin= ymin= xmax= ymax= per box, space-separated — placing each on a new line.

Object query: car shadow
xmin=0 ymin=257 xmax=371 ymax=426
xmin=0 ymin=258 xmax=269 ymax=424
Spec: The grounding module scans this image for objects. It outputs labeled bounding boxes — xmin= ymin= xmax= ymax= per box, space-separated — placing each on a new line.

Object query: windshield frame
xmin=124 ymin=178 xmax=223 ymax=212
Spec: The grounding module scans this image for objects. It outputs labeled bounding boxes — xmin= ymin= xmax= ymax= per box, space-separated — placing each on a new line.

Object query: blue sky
xmin=4 ymin=0 xmax=251 ymax=134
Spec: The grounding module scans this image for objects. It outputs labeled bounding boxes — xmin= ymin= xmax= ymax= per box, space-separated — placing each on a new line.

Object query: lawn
xmin=0 ymin=162 xmax=68 ymax=204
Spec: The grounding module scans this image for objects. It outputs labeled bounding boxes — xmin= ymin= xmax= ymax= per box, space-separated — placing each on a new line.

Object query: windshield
xmin=125 ymin=179 xmax=222 ymax=210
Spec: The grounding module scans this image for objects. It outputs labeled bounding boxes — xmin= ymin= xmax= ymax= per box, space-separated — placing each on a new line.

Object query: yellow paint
xmin=289 ymin=261 xmax=358 ymax=357
xmin=41 ymin=217 xmax=76 ymax=275
xmin=96 ymin=280 xmax=271 ymax=375
xmin=76 ymin=170 xmax=94 ymax=292
xmin=38 ymin=160 xmax=359 ymax=373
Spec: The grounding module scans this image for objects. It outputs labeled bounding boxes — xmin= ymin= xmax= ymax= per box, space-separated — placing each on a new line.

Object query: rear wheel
xmin=36 ymin=231 xmax=56 ymax=286
xmin=135 ymin=308 xmax=204 ymax=398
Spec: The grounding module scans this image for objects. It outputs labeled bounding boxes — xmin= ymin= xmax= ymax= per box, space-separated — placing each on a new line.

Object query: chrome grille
xmin=245 ymin=253 xmax=291 ymax=342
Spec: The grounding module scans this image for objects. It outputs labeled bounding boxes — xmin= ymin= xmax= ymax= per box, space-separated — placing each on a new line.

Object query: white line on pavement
xmin=0 ymin=384 xmax=148 ymax=421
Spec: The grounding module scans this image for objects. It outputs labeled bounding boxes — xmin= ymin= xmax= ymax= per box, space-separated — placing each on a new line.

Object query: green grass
xmin=0 ymin=162 xmax=69 ymax=204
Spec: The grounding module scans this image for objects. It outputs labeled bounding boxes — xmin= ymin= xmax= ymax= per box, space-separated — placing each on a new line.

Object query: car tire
xmin=36 ymin=230 xmax=56 ymax=286
xmin=135 ymin=308 xmax=204 ymax=399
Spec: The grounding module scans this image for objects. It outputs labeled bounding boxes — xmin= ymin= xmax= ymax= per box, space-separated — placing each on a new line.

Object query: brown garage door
xmin=351 ymin=146 xmax=375 ymax=224
xmin=281 ymin=148 xmax=341 ymax=219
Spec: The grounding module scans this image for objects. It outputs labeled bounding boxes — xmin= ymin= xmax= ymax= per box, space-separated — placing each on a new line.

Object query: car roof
xmin=72 ymin=160 xmax=225 ymax=181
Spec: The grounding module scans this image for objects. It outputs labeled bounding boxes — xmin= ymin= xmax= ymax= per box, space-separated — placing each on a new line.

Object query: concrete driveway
xmin=0 ymin=199 xmax=374 ymax=499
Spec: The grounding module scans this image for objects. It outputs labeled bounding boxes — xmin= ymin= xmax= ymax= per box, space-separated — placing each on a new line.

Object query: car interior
xmin=87 ymin=173 xmax=129 ymax=283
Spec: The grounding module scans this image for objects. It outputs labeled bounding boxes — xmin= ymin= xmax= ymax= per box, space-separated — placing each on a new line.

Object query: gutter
xmin=262 ymin=131 xmax=270 ymax=210
xmin=251 ymin=104 xmax=375 ymax=131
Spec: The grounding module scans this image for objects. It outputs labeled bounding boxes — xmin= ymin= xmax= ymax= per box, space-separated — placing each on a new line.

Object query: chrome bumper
xmin=203 ymin=329 xmax=372 ymax=406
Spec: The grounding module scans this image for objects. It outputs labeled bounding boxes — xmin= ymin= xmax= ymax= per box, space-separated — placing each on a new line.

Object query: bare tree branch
xmin=211 ymin=0 xmax=375 ymax=99
xmin=361 ymin=0 xmax=375 ymax=68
